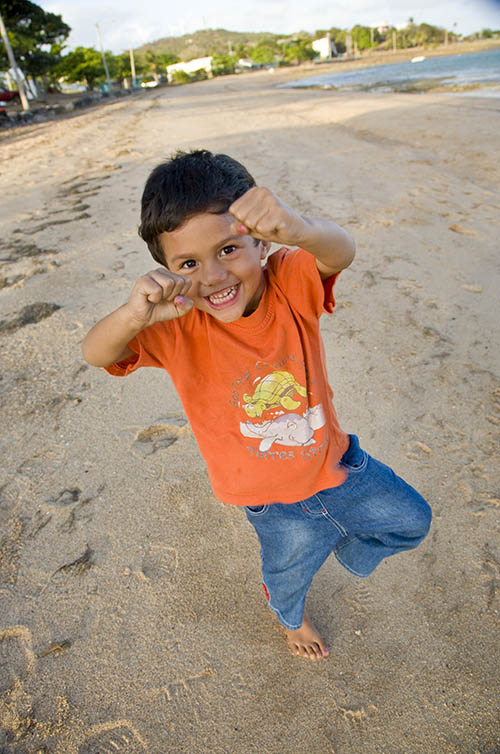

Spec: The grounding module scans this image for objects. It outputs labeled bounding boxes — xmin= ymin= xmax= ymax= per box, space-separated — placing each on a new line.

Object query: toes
xmin=291 ymin=642 xmax=325 ymax=660
xmin=310 ymin=643 xmax=322 ymax=660
xmin=292 ymin=642 xmax=310 ymax=659
xmin=308 ymin=642 xmax=329 ymax=660
xmin=286 ymin=626 xmax=329 ymax=659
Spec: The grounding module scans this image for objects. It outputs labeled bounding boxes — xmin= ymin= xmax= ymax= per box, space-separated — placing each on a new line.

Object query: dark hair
xmin=138 ymin=149 xmax=256 ymax=265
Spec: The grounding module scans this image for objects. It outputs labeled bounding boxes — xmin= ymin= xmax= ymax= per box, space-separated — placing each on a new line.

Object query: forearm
xmin=229 ymin=187 xmax=355 ymax=275
xmin=82 ymin=304 xmax=144 ymax=367
xmin=297 ymin=217 xmax=356 ymax=274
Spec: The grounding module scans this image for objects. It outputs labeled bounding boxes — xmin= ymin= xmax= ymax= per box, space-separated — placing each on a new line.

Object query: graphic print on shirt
xmin=238 ymin=369 xmax=326 ymax=453
xmin=242 ymin=370 xmax=307 ymax=417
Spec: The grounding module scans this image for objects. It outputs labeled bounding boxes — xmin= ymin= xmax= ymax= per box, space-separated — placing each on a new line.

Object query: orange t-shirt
xmin=106 ymin=247 xmax=349 ymax=505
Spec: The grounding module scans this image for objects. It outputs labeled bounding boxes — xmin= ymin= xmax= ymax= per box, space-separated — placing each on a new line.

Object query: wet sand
xmin=0 ymin=66 xmax=499 ymax=753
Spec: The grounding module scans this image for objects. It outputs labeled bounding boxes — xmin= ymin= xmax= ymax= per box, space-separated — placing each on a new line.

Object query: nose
xmin=201 ymin=258 xmax=228 ymax=288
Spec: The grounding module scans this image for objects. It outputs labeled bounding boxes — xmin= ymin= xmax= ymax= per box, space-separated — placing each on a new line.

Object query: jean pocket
xmin=340 ymin=436 xmax=368 ymax=472
xmin=341 ymin=451 xmax=368 ymax=472
xmin=245 ymin=505 xmax=269 ymax=516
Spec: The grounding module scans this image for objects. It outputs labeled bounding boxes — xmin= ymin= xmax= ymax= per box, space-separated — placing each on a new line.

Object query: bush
xmin=190 ymin=69 xmax=209 ymax=81
xmin=172 ymin=70 xmax=191 ymax=84
xmin=212 ymin=54 xmax=237 ymax=76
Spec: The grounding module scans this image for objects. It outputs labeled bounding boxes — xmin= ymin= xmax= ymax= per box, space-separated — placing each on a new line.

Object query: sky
xmin=39 ymin=0 xmax=500 ymax=54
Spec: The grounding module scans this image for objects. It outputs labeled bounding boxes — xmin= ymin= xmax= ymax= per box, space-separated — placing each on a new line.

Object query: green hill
xmin=134 ymin=28 xmax=281 ymax=61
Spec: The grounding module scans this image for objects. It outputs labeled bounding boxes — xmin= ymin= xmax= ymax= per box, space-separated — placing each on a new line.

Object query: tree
xmin=415 ymin=23 xmax=445 ymax=46
xmin=233 ymin=41 xmax=250 ymax=59
xmin=212 ymin=53 xmax=237 ymax=76
xmin=351 ymin=25 xmax=377 ymax=51
xmin=143 ymin=49 xmax=178 ymax=81
xmin=329 ymin=27 xmax=346 ymax=54
xmin=115 ymin=51 xmax=147 ymax=84
xmin=380 ymin=21 xmax=447 ymax=50
xmin=281 ymin=38 xmax=315 ymax=64
xmin=56 ymin=46 xmax=112 ymax=90
xmin=0 ymin=0 xmax=70 ymax=81
xmin=250 ymin=39 xmax=280 ymax=64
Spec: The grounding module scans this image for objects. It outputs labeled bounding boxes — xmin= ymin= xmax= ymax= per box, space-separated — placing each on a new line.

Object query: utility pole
xmin=0 ymin=10 xmax=30 ymax=111
xmin=346 ymin=30 xmax=353 ymax=57
xmin=96 ymin=23 xmax=112 ymax=92
xmin=129 ymin=48 xmax=136 ymax=87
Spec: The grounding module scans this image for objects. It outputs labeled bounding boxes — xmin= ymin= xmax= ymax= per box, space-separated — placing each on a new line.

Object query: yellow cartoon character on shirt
xmin=242 ymin=370 xmax=308 ymax=418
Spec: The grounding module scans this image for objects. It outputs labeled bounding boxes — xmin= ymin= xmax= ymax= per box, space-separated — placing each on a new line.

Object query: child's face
xmin=159 ymin=211 xmax=267 ymax=323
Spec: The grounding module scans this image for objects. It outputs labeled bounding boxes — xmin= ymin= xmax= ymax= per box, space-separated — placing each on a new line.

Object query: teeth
xmin=208 ymin=285 xmax=237 ymax=304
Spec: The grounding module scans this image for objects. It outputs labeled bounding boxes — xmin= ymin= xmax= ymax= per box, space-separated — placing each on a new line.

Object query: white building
xmin=166 ymin=56 xmax=213 ymax=83
xmin=312 ymin=35 xmax=338 ymax=59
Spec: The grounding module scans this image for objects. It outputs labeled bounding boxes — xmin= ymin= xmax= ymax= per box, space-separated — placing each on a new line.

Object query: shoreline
xmin=273 ymin=38 xmax=500 ymax=82
xmin=1 ymin=38 xmax=498 ymax=130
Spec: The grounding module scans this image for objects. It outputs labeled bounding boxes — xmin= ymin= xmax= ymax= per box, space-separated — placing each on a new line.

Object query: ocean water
xmin=279 ymin=48 xmax=500 ymax=95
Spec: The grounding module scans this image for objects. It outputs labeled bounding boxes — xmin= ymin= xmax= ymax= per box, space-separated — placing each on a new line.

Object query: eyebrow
xmin=169 ymin=235 xmax=242 ymax=265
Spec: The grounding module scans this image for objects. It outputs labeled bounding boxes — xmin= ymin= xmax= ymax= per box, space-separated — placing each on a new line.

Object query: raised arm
xmin=229 ymin=187 xmax=355 ymax=279
xmin=82 ymin=267 xmax=193 ymax=367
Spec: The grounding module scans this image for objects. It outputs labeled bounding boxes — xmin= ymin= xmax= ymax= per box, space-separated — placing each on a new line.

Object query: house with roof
xmin=312 ymin=35 xmax=338 ymax=60
xmin=166 ymin=56 xmax=213 ymax=83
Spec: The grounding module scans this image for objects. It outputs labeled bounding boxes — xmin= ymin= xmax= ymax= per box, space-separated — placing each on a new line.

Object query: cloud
xmin=39 ymin=0 xmax=500 ymax=53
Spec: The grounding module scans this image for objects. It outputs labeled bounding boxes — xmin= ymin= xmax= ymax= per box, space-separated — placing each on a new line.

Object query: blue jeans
xmin=244 ymin=434 xmax=432 ymax=630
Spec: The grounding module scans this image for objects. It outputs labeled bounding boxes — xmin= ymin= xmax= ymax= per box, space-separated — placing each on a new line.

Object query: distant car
xmin=140 ymin=79 xmax=159 ymax=88
xmin=0 ymin=87 xmax=20 ymax=104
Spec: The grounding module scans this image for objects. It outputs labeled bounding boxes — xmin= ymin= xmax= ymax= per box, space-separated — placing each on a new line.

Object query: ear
xmin=260 ymin=240 xmax=271 ymax=259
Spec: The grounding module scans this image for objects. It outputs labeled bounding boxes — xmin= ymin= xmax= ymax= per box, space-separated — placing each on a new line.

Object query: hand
xmin=124 ymin=268 xmax=194 ymax=327
xmin=229 ymin=187 xmax=310 ymax=247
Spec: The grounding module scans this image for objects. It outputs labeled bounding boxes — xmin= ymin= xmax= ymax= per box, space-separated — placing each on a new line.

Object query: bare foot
xmin=284 ymin=613 xmax=329 ymax=660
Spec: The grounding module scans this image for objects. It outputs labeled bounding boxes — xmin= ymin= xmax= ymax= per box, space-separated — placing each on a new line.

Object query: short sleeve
xmin=104 ymin=321 xmax=175 ymax=377
xmin=267 ymin=247 xmax=340 ymax=318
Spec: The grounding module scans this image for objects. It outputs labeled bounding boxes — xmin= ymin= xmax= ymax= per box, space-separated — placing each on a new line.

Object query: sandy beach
xmin=1 ymin=62 xmax=499 ymax=753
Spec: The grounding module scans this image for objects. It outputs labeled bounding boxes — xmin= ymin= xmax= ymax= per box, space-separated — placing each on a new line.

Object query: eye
xmin=220 ymin=245 xmax=236 ymax=257
xmin=180 ymin=259 xmax=197 ymax=269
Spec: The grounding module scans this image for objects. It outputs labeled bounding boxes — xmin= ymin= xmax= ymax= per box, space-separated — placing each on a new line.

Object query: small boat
xmin=411 ymin=56 xmax=426 ymax=63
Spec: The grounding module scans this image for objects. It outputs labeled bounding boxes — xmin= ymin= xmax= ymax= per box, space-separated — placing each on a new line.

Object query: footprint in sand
xmin=78 ymin=721 xmax=147 ymax=754
xmin=141 ymin=545 xmax=179 ymax=582
xmin=152 ymin=669 xmax=216 ymax=727
xmin=131 ymin=418 xmax=188 ymax=457
xmin=0 ymin=302 xmax=61 ymax=335
xmin=32 ymin=488 xmax=90 ymax=536
xmin=0 ymin=238 xmax=57 ymax=264
xmin=342 ymin=582 xmax=373 ymax=615
xmin=336 ymin=702 xmax=379 ymax=748
xmin=49 ymin=488 xmax=81 ymax=507
xmin=17 ymin=443 xmax=67 ymax=480
xmin=54 ymin=545 xmax=94 ymax=577
xmin=318 ymin=702 xmax=379 ymax=750
xmin=339 ymin=703 xmax=378 ymax=725
xmin=132 ymin=427 xmax=178 ymax=456
xmin=0 ymin=625 xmax=36 ymax=694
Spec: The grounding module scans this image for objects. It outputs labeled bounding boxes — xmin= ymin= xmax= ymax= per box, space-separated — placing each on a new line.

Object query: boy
xmin=83 ymin=150 xmax=431 ymax=661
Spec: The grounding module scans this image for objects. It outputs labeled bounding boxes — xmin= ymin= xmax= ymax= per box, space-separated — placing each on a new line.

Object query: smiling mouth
xmin=205 ymin=283 xmax=240 ymax=309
